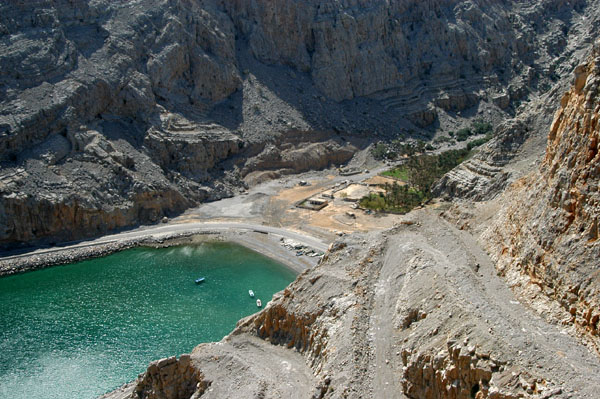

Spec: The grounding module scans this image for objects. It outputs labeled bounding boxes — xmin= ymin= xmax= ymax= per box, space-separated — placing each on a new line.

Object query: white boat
xmin=256 ymin=299 xmax=262 ymax=307
xmin=249 ymin=290 xmax=255 ymax=298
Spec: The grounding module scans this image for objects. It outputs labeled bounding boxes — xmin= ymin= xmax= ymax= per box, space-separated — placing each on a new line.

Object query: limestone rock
xmin=113 ymin=211 xmax=600 ymax=399
xmin=492 ymin=94 xmax=511 ymax=110
xmin=133 ymin=355 xmax=207 ymax=399
xmin=483 ymin=45 xmax=600 ymax=348
xmin=0 ymin=0 xmax=599 ymax=248
xmin=241 ymin=133 xmax=357 ymax=185
xmin=433 ymin=119 xmax=531 ymax=201
xmin=225 ymin=0 xmax=587 ymax=104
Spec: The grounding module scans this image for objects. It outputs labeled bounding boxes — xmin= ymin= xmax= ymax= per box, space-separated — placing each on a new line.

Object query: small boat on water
xmin=195 ymin=277 xmax=206 ymax=284
xmin=249 ymin=290 xmax=255 ymax=297
xmin=256 ymin=299 xmax=262 ymax=307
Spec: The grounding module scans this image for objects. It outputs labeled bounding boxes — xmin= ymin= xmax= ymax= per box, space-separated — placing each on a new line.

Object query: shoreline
xmin=0 ymin=158 xmax=391 ymax=279
xmin=0 ymin=224 xmax=327 ymax=277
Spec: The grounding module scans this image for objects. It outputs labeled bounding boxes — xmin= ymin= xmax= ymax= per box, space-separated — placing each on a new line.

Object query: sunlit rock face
xmin=483 ymin=44 xmax=600 ymax=347
xmin=0 ymin=0 xmax=596 ymax=248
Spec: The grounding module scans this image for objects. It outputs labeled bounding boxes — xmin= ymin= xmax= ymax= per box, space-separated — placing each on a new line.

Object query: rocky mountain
xmin=483 ymin=44 xmax=600 ymax=351
xmin=100 ymin=43 xmax=600 ymax=399
xmin=3 ymin=1 xmax=600 ymax=398
xmin=105 ymin=209 xmax=600 ymax=399
xmin=1 ymin=0 xmax=597 ymax=248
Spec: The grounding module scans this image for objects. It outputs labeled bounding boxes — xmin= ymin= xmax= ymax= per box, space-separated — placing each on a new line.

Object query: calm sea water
xmin=0 ymin=242 xmax=296 ymax=399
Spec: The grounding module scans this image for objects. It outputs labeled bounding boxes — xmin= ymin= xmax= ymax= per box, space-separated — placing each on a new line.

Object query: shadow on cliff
xmin=209 ymin=42 xmax=495 ymax=150
xmin=209 ymin=43 xmax=423 ymax=144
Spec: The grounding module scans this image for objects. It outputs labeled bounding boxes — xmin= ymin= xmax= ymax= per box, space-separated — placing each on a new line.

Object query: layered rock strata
xmin=1 ymin=0 xmax=598 ymax=247
xmin=225 ymin=0 xmax=588 ymax=102
xmin=133 ymin=355 xmax=207 ymax=399
xmin=433 ymin=119 xmax=530 ymax=201
xmin=483 ymin=45 xmax=600 ymax=348
xmin=110 ymin=210 xmax=600 ymax=399
xmin=0 ymin=0 xmax=243 ymax=247
xmin=240 ymin=130 xmax=358 ymax=185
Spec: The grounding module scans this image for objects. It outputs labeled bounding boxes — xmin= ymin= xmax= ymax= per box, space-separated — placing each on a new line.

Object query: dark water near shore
xmin=0 ymin=242 xmax=296 ymax=399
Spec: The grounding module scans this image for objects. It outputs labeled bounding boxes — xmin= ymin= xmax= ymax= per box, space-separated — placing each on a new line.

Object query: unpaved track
xmin=0 ymin=222 xmax=328 ymax=262
xmin=1 ymin=164 xmax=389 ymax=270
xmin=422 ymin=212 xmax=600 ymax=386
xmin=365 ymin=210 xmax=600 ymax=398
xmin=369 ymin=238 xmax=405 ymax=397
xmin=192 ymin=335 xmax=316 ymax=399
xmin=99 ymin=209 xmax=600 ymax=399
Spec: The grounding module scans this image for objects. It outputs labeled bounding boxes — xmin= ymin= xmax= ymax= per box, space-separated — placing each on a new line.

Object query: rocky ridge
xmin=108 ymin=210 xmax=600 ymax=399
xmin=132 ymin=355 xmax=207 ymax=399
xmin=433 ymin=0 xmax=600 ymax=202
xmin=433 ymin=118 xmax=531 ymax=201
xmin=103 ymin=44 xmax=600 ymax=399
xmin=482 ymin=44 xmax=600 ymax=350
xmin=1 ymin=0 xmax=598 ymax=248
xmin=0 ymin=0 xmax=243 ymax=247
xmin=224 ymin=0 xmax=587 ymax=103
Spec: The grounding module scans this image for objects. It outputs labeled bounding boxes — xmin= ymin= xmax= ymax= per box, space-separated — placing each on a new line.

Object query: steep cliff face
xmin=113 ymin=211 xmax=600 ymax=399
xmin=0 ymin=0 xmax=244 ymax=247
xmin=224 ymin=0 xmax=586 ymax=102
xmin=483 ymin=45 xmax=600 ymax=347
xmin=0 ymin=0 xmax=241 ymax=161
xmin=132 ymin=355 xmax=207 ymax=399
xmin=0 ymin=0 xmax=597 ymax=247
xmin=0 ymin=117 xmax=242 ymax=246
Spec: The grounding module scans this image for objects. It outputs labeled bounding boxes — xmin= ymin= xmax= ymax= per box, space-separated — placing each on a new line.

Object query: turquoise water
xmin=0 ymin=242 xmax=296 ymax=399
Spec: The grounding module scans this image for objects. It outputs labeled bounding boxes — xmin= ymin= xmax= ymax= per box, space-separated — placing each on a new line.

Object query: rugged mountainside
xmin=0 ymin=0 xmax=243 ymax=246
xmin=483 ymin=45 xmax=600 ymax=350
xmin=106 ymin=211 xmax=600 ymax=399
xmin=1 ymin=0 xmax=597 ymax=248
xmin=102 ymin=43 xmax=600 ymax=399
xmin=3 ymin=1 xmax=600 ymax=398
xmin=226 ymin=0 xmax=585 ymax=102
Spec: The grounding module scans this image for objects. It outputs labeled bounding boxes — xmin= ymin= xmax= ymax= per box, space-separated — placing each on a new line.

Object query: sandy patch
xmin=274 ymin=176 xmax=336 ymax=203
xmin=364 ymin=175 xmax=404 ymax=186
xmin=335 ymin=183 xmax=384 ymax=201
xmin=306 ymin=199 xmax=401 ymax=233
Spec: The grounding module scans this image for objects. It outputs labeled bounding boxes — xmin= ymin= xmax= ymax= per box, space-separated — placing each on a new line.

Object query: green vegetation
xmin=472 ymin=120 xmax=493 ymax=135
xmin=361 ymin=148 xmax=471 ymax=213
xmin=381 ymin=166 xmax=409 ymax=181
xmin=359 ymin=184 xmax=425 ymax=213
xmin=456 ymin=127 xmax=472 ymax=141
xmin=456 ymin=120 xmax=494 ymax=141
xmin=370 ymin=119 xmax=493 ymax=162
xmin=467 ymin=134 xmax=492 ymax=150
xmin=372 ymin=142 xmax=388 ymax=160
xmin=371 ymin=139 xmax=433 ymax=160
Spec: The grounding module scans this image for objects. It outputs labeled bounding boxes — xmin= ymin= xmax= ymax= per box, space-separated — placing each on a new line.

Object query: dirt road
xmin=362 ymin=210 xmax=600 ymax=398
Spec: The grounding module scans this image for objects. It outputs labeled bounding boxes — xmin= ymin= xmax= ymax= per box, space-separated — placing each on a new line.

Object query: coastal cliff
xmin=483 ymin=45 xmax=600 ymax=349
xmin=113 ymin=210 xmax=600 ymax=399
xmin=1 ymin=0 xmax=597 ymax=247
xmin=3 ymin=2 xmax=600 ymax=397
xmin=102 ymin=43 xmax=600 ymax=399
